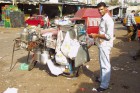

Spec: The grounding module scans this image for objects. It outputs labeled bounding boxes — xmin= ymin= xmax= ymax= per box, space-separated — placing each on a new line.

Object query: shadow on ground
xmin=74 ymin=32 xmax=140 ymax=93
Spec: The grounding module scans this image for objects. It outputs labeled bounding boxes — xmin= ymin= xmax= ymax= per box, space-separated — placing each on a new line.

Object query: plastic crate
xmin=4 ymin=20 xmax=11 ymax=28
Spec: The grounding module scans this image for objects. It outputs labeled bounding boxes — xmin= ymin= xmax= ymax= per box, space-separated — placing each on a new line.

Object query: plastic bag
xmin=46 ymin=59 xmax=64 ymax=76
xmin=40 ymin=51 xmax=49 ymax=65
xmin=60 ymin=31 xmax=71 ymax=57
xmin=3 ymin=87 xmax=18 ymax=93
xmin=55 ymin=30 xmax=64 ymax=53
xmin=68 ymin=39 xmax=80 ymax=59
xmin=55 ymin=51 xmax=69 ymax=65
xmin=61 ymin=31 xmax=80 ymax=59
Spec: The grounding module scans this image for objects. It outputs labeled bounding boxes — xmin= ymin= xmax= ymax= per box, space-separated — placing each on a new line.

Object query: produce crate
xmin=4 ymin=20 xmax=11 ymax=28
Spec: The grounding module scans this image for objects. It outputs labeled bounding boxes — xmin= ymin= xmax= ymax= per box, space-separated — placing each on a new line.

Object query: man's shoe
xmin=96 ymin=87 xmax=107 ymax=92
xmin=132 ymin=56 xmax=137 ymax=61
xmin=95 ymin=77 xmax=101 ymax=83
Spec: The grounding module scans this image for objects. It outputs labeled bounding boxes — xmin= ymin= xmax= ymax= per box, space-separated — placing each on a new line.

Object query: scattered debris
xmin=66 ymin=89 xmax=70 ymax=92
xmin=86 ymin=65 xmax=89 ymax=69
xmin=67 ymin=77 xmax=77 ymax=80
xmin=90 ymin=59 xmax=93 ymax=60
xmin=80 ymin=88 xmax=86 ymax=91
xmin=121 ymin=68 xmax=124 ymax=70
xmin=126 ymin=62 xmax=130 ymax=64
xmin=122 ymin=85 xmax=130 ymax=89
xmin=132 ymin=71 xmax=138 ymax=74
xmin=92 ymin=88 xmax=97 ymax=92
xmin=3 ymin=87 xmax=18 ymax=93
xmin=109 ymin=86 xmax=113 ymax=89
xmin=112 ymin=66 xmax=120 ymax=71
xmin=72 ymin=77 xmax=77 ymax=80
xmin=111 ymin=83 xmax=115 ymax=85
xmin=89 ymin=79 xmax=92 ymax=82
xmin=19 ymin=63 xmax=29 ymax=70
xmin=72 ymin=83 xmax=78 ymax=87
xmin=67 ymin=78 xmax=71 ymax=80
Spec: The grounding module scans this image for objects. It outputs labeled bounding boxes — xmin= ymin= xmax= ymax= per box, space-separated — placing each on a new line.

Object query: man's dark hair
xmin=131 ymin=10 xmax=135 ymax=13
xmin=97 ymin=2 xmax=107 ymax=8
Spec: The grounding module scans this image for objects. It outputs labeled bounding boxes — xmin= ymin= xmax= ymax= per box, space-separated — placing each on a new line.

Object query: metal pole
xmin=13 ymin=0 xmax=14 ymax=5
xmin=39 ymin=3 xmax=40 ymax=15
xmin=10 ymin=41 xmax=16 ymax=71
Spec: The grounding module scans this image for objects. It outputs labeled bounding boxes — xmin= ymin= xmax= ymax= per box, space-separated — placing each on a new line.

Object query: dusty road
xmin=0 ymin=22 xmax=140 ymax=93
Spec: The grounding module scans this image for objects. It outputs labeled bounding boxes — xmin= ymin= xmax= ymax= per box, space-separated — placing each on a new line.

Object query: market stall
xmin=10 ymin=8 xmax=101 ymax=77
xmin=2 ymin=5 xmax=25 ymax=28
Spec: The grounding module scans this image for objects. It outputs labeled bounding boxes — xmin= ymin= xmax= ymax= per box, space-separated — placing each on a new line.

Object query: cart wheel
xmin=28 ymin=60 xmax=37 ymax=71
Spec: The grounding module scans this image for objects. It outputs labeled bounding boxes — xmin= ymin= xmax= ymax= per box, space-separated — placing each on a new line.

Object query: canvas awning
xmin=74 ymin=8 xmax=101 ymax=19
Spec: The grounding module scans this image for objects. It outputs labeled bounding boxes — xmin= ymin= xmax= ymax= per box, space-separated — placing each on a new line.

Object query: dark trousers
xmin=131 ymin=25 xmax=138 ymax=40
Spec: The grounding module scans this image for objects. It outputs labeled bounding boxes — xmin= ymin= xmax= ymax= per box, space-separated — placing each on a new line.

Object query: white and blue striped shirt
xmin=126 ymin=13 xmax=136 ymax=26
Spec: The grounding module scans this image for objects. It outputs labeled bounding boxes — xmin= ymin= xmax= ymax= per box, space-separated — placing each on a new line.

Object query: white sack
xmin=46 ymin=59 xmax=64 ymax=76
xmin=68 ymin=39 xmax=80 ymax=59
xmin=55 ymin=30 xmax=63 ymax=52
xmin=55 ymin=51 xmax=69 ymax=65
xmin=60 ymin=31 xmax=71 ymax=57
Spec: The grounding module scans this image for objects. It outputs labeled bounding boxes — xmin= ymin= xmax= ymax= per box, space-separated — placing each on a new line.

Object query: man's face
xmin=133 ymin=11 xmax=136 ymax=15
xmin=98 ymin=6 xmax=107 ymax=16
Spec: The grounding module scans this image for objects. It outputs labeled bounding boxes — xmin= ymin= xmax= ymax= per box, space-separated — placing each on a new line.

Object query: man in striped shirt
xmin=126 ymin=10 xmax=137 ymax=42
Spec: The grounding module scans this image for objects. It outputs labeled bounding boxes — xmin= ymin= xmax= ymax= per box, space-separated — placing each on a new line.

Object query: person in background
xmin=44 ymin=14 xmax=50 ymax=28
xmin=126 ymin=10 xmax=137 ymax=42
xmin=89 ymin=2 xmax=114 ymax=92
xmin=54 ymin=16 xmax=60 ymax=25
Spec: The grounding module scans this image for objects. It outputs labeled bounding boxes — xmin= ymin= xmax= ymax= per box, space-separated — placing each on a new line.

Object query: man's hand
xmin=89 ymin=33 xmax=98 ymax=39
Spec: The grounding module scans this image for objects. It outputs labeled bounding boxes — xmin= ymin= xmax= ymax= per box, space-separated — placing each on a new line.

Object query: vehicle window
xmin=30 ymin=17 xmax=35 ymax=20
xmin=75 ymin=20 xmax=85 ymax=24
xmin=36 ymin=16 xmax=39 ymax=20
xmin=37 ymin=16 xmax=43 ymax=20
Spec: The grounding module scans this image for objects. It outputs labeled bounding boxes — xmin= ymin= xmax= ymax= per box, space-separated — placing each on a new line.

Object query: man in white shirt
xmin=89 ymin=2 xmax=114 ymax=92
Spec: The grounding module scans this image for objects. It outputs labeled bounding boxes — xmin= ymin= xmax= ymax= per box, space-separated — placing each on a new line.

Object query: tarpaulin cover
xmin=70 ymin=8 xmax=101 ymax=34
xmin=74 ymin=8 xmax=101 ymax=19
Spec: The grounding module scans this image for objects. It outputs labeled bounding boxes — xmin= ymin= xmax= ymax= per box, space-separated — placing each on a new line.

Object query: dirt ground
xmin=0 ymin=22 xmax=140 ymax=93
